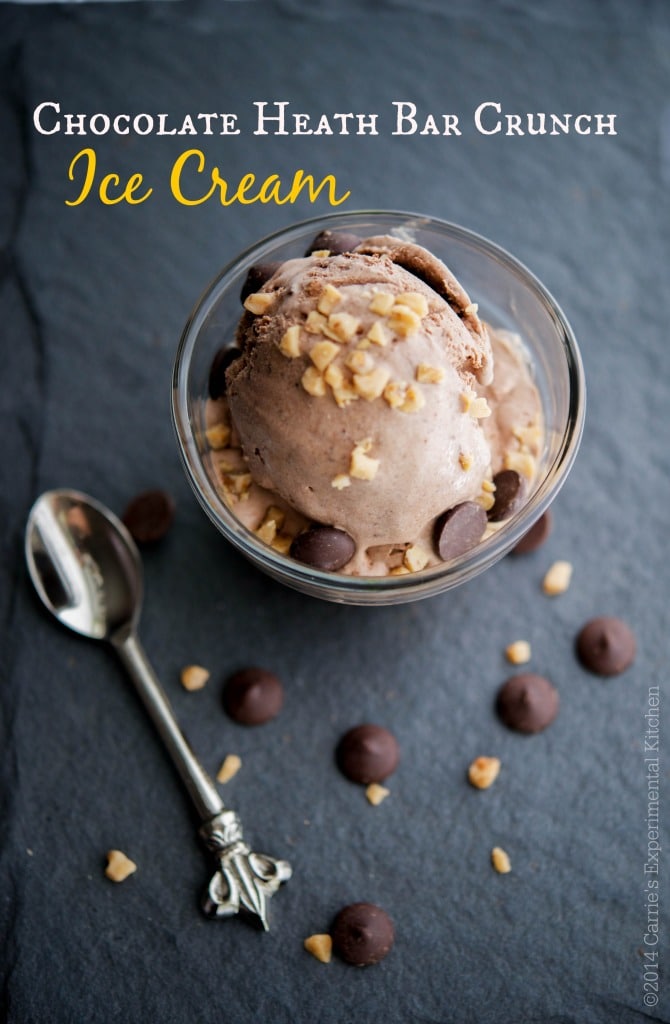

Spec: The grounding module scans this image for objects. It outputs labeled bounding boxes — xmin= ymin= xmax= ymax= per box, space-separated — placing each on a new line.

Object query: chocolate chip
xmin=488 ymin=470 xmax=527 ymax=522
xmin=122 ymin=490 xmax=175 ymax=544
xmin=510 ymin=509 xmax=553 ymax=555
xmin=239 ymin=262 xmax=281 ymax=304
xmin=433 ymin=501 xmax=487 ymax=561
xmin=290 ymin=526 xmax=355 ymax=572
xmin=496 ymin=673 xmax=559 ymax=734
xmin=223 ymin=667 xmax=284 ymax=725
xmin=336 ymin=724 xmax=400 ymax=784
xmin=575 ymin=617 xmax=636 ymax=676
xmin=331 ymin=902 xmax=395 ymax=966
xmin=208 ymin=346 xmax=241 ymax=400
xmin=305 ymin=230 xmax=362 ymax=256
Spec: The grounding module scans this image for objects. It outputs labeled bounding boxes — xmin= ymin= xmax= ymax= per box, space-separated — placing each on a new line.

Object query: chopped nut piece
xmin=305 ymin=310 xmax=328 ymax=334
xmin=369 ymin=291 xmax=395 ymax=315
xmin=542 ymin=560 xmax=573 ymax=596
xmin=387 ymin=304 xmax=421 ymax=337
xmin=482 ymin=479 xmax=496 ymax=493
xmin=366 ymin=320 xmax=390 ymax=346
xmin=459 ymin=452 xmax=473 ymax=472
xmin=205 ymin=423 xmax=231 ymax=450
xmin=389 ymin=565 xmax=410 ymax=576
xmin=354 ymin=365 xmax=391 ymax=401
xmin=401 ymin=384 xmax=425 ymax=413
xmin=464 ymin=302 xmax=479 ymax=316
xmin=469 ymin=397 xmax=491 ymax=419
xmin=383 ymin=380 xmax=408 ymax=409
xmin=350 ymin=439 xmax=380 ymax=480
xmin=105 ymin=850 xmax=137 ymax=883
xmin=513 ymin=423 xmax=543 ymax=450
xmin=180 ymin=665 xmax=210 ymax=691
xmin=309 ymin=340 xmax=340 ymax=372
xmin=304 ymin=934 xmax=332 ymax=964
xmin=332 ymin=383 xmax=360 ymax=408
xmin=301 ymin=366 xmax=327 ymax=397
xmin=243 ymin=292 xmax=274 ymax=315
xmin=404 ymin=544 xmax=430 ymax=572
xmin=416 ymin=364 xmax=445 ymax=384
xmin=395 ymin=292 xmax=429 ymax=317
xmin=468 ymin=756 xmax=501 ymax=789
xmin=216 ymin=754 xmax=242 ymax=785
xmin=326 ymin=312 xmax=360 ymax=342
xmin=356 ymin=337 xmax=372 ymax=351
xmin=279 ymin=325 xmax=302 ymax=358
xmin=262 ymin=505 xmax=286 ymax=530
xmin=331 ymin=474 xmax=351 ymax=490
xmin=310 ymin=248 xmax=330 ymax=258
xmin=255 ymin=519 xmax=278 ymax=544
xmin=506 ymin=640 xmax=531 ymax=665
xmin=476 ymin=491 xmax=496 ymax=512
xmin=365 ymin=783 xmax=390 ymax=806
xmin=504 ymin=450 xmax=537 ymax=480
xmin=491 ymin=846 xmax=512 ymax=874
xmin=346 ymin=350 xmax=374 ymax=374
xmin=317 ymin=283 xmax=342 ymax=315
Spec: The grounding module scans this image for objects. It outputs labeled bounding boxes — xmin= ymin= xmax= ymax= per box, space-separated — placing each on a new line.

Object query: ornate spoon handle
xmin=113 ymin=628 xmax=291 ymax=929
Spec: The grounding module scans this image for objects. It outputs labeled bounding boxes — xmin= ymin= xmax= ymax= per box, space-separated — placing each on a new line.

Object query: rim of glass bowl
xmin=172 ymin=210 xmax=585 ymax=605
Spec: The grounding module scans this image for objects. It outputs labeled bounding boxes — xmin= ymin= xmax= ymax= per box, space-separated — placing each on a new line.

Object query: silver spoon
xmin=25 ymin=488 xmax=291 ymax=930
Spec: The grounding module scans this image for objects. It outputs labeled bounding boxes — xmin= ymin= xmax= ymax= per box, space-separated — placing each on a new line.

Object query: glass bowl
xmin=172 ymin=211 xmax=585 ymax=605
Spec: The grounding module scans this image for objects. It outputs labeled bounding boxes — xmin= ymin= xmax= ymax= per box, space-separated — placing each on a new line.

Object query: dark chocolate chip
xmin=122 ymin=489 xmax=175 ymax=544
xmin=336 ymin=724 xmax=400 ymax=784
xmin=331 ymin=902 xmax=395 ymax=966
xmin=433 ymin=501 xmax=487 ymax=561
xmin=496 ymin=673 xmax=559 ymax=734
xmin=305 ymin=230 xmax=362 ymax=256
xmin=510 ymin=509 xmax=553 ymax=555
xmin=488 ymin=470 xmax=527 ymax=522
xmin=290 ymin=526 xmax=355 ymax=572
xmin=575 ymin=617 xmax=636 ymax=676
xmin=239 ymin=262 xmax=281 ymax=304
xmin=223 ymin=667 xmax=284 ymax=725
xmin=208 ymin=345 xmax=241 ymax=400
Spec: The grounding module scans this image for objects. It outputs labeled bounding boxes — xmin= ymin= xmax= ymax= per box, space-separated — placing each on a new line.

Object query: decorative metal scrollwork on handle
xmin=199 ymin=810 xmax=292 ymax=930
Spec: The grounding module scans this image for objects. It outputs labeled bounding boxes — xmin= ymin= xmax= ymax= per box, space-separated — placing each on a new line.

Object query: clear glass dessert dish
xmin=172 ymin=211 xmax=585 ymax=605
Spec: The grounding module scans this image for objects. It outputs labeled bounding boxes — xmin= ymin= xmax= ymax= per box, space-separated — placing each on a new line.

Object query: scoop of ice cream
xmin=225 ymin=236 xmax=494 ymax=555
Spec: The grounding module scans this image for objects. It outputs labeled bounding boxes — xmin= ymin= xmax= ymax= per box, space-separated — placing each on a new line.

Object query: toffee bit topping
xmin=279 ymin=324 xmax=302 ymax=358
xmin=542 ymin=560 xmax=573 ymax=596
xmin=301 ymin=366 xmax=327 ymax=397
xmin=353 ymin=365 xmax=391 ymax=401
xmin=366 ymin=320 xmax=390 ymax=346
xmin=243 ymin=291 xmax=275 ymax=315
xmin=401 ymin=384 xmax=425 ymax=413
xmin=383 ymin=380 xmax=407 ymax=409
xmin=350 ymin=438 xmax=380 ymax=480
xmin=416 ymin=364 xmax=445 ymax=384
xmin=305 ymin=310 xmax=328 ymax=334
xmin=468 ymin=756 xmax=501 ymax=790
xmin=469 ymin=396 xmax=491 ymax=419
xmin=369 ymin=291 xmax=395 ymax=315
xmin=504 ymin=450 xmax=537 ymax=480
xmin=304 ymin=934 xmax=333 ymax=964
xmin=513 ymin=423 xmax=543 ymax=449
xmin=255 ymin=505 xmax=286 ymax=544
xmin=403 ymin=544 xmax=430 ymax=572
xmin=332 ymin=383 xmax=360 ymax=407
xmin=325 ymin=311 xmax=360 ymax=342
xmin=105 ymin=850 xmax=137 ymax=883
xmin=459 ymin=452 xmax=473 ymax=471
xmin=216 ymin=754 xmax=242 ymax=784
xmin=505 ymin=640 xmax=531 ymax=665
xmin=395 ymin=292 xmax=429 ymax=317
xmin=205 ymin=423 xmax=231 ymax=450
xmin=365 ymin=783 xmax=390 ymax=806
xmin=464 ymin=302 xmax=479 ymax=316
xmin=272 ymin=534 xmax=293 ymax=556
xmin=491 ymin=847 xmax=512 ymax=874
xmin=345 ymin=350 xmax=374 ymax=374
xmin=180 ymin=665 xmax=210 ymax=691
xmin=331 ymin=474 xmax=351 ymax=490
xmin=309 ymin=340 xmax=340 ymax=371
xmin=317 ymin=283 xmax=342 ymax=315
xmin=387 ymin=304 xmax=421 ymax=338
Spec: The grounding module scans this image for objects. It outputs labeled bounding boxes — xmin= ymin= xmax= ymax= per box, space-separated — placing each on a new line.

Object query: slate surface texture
xmin=1 ymin=2 xmax=669 ymax=1022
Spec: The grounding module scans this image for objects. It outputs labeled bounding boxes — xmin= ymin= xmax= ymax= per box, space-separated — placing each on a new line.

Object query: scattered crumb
xmin=216 ymin=754 xmax=242 ymax=784
xmin=365 ymin=783 xmax=390 ymax=806
xmin=505 ymin=640 xmax=531 ymax=665
xmin=542 ymin=560 xmax=573 ymax=596
xmin=304 ymin=933 xmax=333 ymax=963
xmin=491 ymin=846 xmax=512 ymax=874
xmin=468 ymin=756 xmax=501 ymax=790
xmin=180 ymin=665 xmax=210 ymax=691
xmin=105 ymin=849 xmax=137 ymax=882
